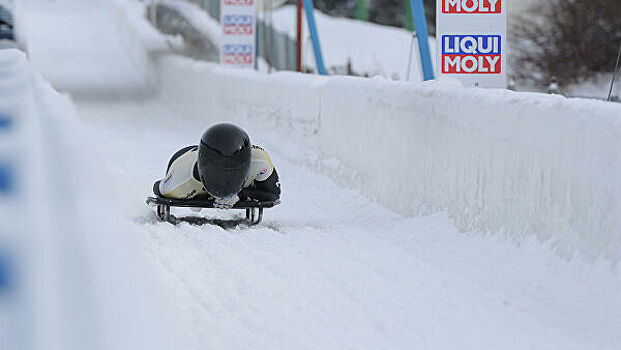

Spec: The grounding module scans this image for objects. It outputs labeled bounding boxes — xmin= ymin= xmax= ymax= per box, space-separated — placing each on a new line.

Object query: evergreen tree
xmin=288 ymin=0 xmax=435 ymax=34
xmin=368 ymin=0 xmax=405 ymax=27
xmin=513 ymin=0 xmax=621 ymax=87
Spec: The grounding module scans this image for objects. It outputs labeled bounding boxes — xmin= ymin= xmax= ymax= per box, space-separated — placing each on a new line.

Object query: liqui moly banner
xmin=436 ymin=0 xmax=507 ymax=88
xmin=220 ymin=0 xmax=256 ymax=69
xmin=442 ymin=35 xmax=501 ymax=74
xmin=442 ymin=0 xmax=501 ymax=13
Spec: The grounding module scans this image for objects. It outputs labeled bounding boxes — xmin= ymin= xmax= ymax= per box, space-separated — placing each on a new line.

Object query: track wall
xmin=0 ymin=49 xmax=170 ymax=350
xmin=159 ymin=55 xmax=621 ymax=261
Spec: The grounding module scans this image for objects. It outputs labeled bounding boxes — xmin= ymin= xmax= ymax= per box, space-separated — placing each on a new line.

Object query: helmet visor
xmin=200 ymin=166 xmax=247 ymax=198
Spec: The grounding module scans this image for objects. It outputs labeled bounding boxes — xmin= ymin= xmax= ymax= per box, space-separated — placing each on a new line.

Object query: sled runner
xmin=146 ymin=195 xmax=280 ymax=226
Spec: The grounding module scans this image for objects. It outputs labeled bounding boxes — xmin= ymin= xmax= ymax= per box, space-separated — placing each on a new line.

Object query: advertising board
xmin=220 ymin=0 xmax=256 ymax=69
xmin=436 ymin=0 xmax=507 ymax=88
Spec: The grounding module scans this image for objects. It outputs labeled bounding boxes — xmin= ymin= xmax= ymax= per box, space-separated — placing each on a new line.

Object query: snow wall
xmin=158 ymin=56 xmax=621 ymax=262
xmin=105 ymin=0 xmax=170 ymax=57
xmin=0 ymin=49 xmax=170 ymax=350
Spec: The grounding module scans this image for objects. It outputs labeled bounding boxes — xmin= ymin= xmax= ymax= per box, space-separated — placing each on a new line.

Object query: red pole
xmin=296 ymin=0 xmax=303 ymax=72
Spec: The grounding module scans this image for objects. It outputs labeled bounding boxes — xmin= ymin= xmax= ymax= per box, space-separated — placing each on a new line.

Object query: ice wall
xmin=0 ymin=49 xmax=170 ymax=350
xmin=105 ymin=0 xmax=171 ymax=57
xmin=158 ymin=55 xmax=621 ymax=261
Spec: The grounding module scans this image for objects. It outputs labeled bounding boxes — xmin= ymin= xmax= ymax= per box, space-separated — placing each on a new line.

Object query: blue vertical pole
xmin=0 ymin=164 xmax=12 ymax=193
xmin=409 ymin=0 xmax=434 ymax=81
xmin=0 ymin=252 xmax=11 ymax=292
xmin=301 ymin=0 xmax=327 ymax=75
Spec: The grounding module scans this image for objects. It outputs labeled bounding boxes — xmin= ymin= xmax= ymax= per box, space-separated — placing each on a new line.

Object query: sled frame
xmin=146 ymin=196 xmax=278 ymax=226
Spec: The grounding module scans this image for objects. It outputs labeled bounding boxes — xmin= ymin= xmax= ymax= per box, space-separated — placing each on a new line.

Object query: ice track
xmin=22 ymin=1 xmax=621 ymax=349
xmin=75 ymin=99 xmax=621 ymax=350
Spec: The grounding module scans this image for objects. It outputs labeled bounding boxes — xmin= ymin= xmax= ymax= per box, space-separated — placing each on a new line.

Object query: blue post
xmin=0 ymin=164 xmax=11 ymax=194
xmin=301 ymin=0 xmax=327 ymax=75
xmin=409 ymin=0 xmax=434 ymax=81
xmin=0 ymin=117 xmax=11 ymax=130
xmin=0 ymin=253 xmax=11 ymax=292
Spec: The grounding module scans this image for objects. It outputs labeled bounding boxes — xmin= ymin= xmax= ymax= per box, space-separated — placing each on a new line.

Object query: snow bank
xmin=105 ymin=0 xmax=170 ymax=55
xmin=0 ymin=49 xmax=170 ymax=350
xmin=159 ymin=0 xmax=222 ymax=48
xmin=100 ymin=0 xmax=178 ymax=90
xmin=17 ymin=0 xmax=171 ymax=97
xmin=103 ymin=0 xmax=168 ymax=89
xmin=269 ymin=5 xmax=436 ymax=79
xmin=159 ymin=55 xmax=621 ymax=261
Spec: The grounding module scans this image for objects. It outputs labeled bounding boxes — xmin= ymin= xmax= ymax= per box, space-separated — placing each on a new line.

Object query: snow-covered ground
xmin=10 ymin=0 xmax=621 ymax=349
xmin=0 ymin=48 xmax=171 ymax=350
xmin=265 ymin=5 xmax=436 ymax=80
xmin=157 ymin=1 xmax=435 ymax=80
xmin=20 ymin=0 xmax=155 ymax=98
xmin=566 ymin=73 xmax=619 ymax=100
xmin=0 ymin=0 xmax=13 ymax=10
xmin=75 ymin=96 xmax=621 ymax=350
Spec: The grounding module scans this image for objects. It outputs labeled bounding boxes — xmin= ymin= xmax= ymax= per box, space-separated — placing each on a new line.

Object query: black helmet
xmin=198 ymin=123 xmax=251 ymax=198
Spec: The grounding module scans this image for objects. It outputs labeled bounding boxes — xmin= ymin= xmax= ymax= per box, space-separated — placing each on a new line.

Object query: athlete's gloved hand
xmin=213 ymin=194 xmax=239 ymax=209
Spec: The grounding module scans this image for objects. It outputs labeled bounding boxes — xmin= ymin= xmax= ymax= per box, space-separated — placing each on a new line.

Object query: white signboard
xmin=436 ymin=0 xmax=507 ymax=88
xmin=220 ymin=0 xmax=256 ymax=69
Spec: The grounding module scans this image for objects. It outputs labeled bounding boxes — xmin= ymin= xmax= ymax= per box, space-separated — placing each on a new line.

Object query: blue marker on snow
xmin=0 ymin=114 xmax=12 ymax=130
xmin=0 ymin=163 xmax=12 ymax=194
xmin=0 ymin=253 xmax=11 ymax=292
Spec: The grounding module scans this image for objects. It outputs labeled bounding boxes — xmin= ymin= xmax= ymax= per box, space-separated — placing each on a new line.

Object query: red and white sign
xmin=222 ymin=15 xmax=254 ymax=35
xmin=220 ymin=0 xmax=256 ymax=68
xmin=223 ymin=0 xmax=254 ymax=5
xmin=442 ymin=35 xmax=501 ymax=74
xmin=442 ymin=0 xmax=501 ymax=14
xmin=436 ymin=0 xmax=506 ymax=88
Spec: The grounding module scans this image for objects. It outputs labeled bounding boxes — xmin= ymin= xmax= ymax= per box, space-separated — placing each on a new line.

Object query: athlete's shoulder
xmin=251 ymin=144 xmax=271 ymax=156
xmin=160 ymin=145 xmax=203 ymax=199
xmin=167 ymin=145 xmax=198 ymax=172
xmin=251 ymin=145 xmax=274 ymax=164
xmin=246 ymin=144 xmax=274 ymax=184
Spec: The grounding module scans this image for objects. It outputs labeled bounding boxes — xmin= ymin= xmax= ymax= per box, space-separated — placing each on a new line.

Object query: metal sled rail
xmin=146 ymin=196 xmax=280 ymax=226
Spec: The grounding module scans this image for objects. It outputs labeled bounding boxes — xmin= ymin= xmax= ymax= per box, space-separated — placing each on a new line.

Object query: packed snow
xmin=0 ymin=49 xmax=170 ymax=350
xmin=76 ymin=96 xmax=621 ymax=350
xmin=264 ymin=5 xmax=437 ymax=79
xmin=5 ymin=0 xmax=621 ymax=349
xmin=159 ymin=56 xmax=621 ymax=261
xmin=159 ymin=0 xmax=436 ymax=80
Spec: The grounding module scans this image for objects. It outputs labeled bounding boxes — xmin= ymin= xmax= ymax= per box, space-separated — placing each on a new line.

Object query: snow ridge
xmin=0 ymin=49 xmax=170 ymax=350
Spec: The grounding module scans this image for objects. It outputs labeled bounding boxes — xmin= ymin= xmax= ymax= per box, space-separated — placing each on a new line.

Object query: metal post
xmin=255 ymin=21 xmax=259 ymax=70
xmin=302 ymin=0 xmax=327 ymax=75
xmin=409 ymin=0 xmax=434 ymax=81
xmin=267 ymin=0 xmax=273 ymax=73
xmin=406 ymin=33 xmax=415 ymax=80
xmin=297 ymin=0 xmax=303 ymax=72
xmin=607 ymin=39 xmax=621 ymax=102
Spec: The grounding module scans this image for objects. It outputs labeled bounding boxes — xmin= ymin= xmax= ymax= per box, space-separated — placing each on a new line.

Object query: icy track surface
xmin=22 ymin=0 xmax=152 ymax=97
xmin=23 ymin=1 xmax=621 ymax=349
xmin=77 ymin=100 xmax=621 ymax=350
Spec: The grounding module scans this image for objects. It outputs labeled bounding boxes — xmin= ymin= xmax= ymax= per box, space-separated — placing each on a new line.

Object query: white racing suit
xmin=154 ymin=145 xmax=280 ymax=202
